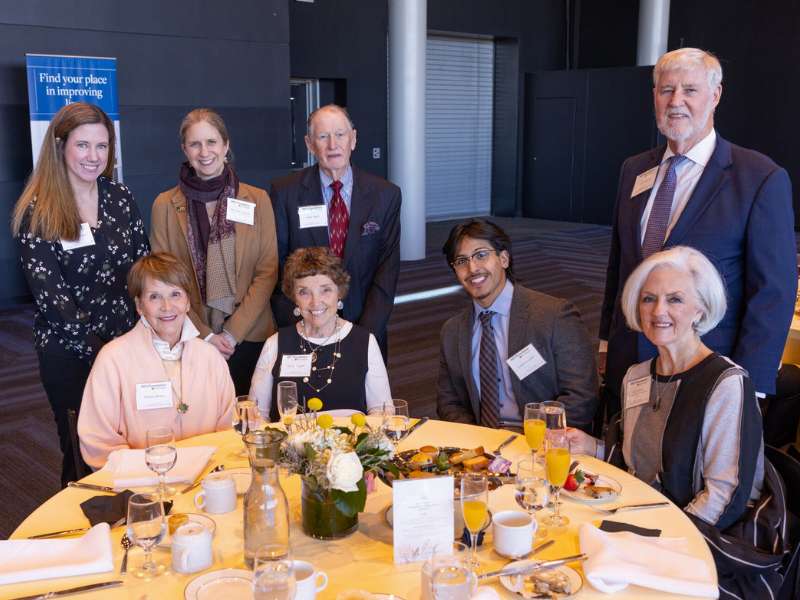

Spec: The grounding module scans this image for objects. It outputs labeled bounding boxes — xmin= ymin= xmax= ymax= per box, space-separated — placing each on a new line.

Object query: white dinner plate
xmin=561 ymin=473 xmax=621 ymax=505
xmin=335 ymin=591 xmax=406 ymax=600
xmin=185 ymin=568 xmax=252 ymax=599
xmin=500 ymin=562 xmax=583 ymax=598
xmin=220 ymin=467 xmax=251 ymax=495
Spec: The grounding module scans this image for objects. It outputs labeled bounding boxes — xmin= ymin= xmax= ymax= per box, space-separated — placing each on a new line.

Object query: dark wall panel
xmin=0 ymin=1 xmax=291 ymax=305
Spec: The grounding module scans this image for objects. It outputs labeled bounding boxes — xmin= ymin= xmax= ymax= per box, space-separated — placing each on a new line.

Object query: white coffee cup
xmin=492 ymin=510 xmax=536 ymax=558
xmin=292 ymin=560 xmax=328 ymax=600
xmin=194 ymin=472 xmax=236 ymax=514
xmin=171 ymin=520 xmax=213 ymax=573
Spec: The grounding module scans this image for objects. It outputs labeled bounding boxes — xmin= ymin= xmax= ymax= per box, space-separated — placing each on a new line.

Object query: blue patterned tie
xmin=641 ymin=154 xmax=688 ymax=258
xmin=479 ymin=310 xmax=501 ymax=428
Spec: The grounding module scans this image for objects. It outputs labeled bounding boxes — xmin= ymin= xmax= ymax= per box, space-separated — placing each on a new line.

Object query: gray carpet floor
xmin=0 ymin=217 xmax=611 ymax=538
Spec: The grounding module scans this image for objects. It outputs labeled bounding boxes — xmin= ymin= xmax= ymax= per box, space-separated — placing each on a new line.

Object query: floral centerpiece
xmin=281 ymin=398 xmax=398 ymax=539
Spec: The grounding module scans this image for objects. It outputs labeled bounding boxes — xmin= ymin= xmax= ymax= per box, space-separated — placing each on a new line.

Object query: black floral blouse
xmin=16 ymin=177 xmax=150 ymax=363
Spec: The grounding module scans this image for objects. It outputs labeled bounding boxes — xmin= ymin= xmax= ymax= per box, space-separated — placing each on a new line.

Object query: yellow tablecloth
xmin=8 ymin=420 xmax=716 ymax=599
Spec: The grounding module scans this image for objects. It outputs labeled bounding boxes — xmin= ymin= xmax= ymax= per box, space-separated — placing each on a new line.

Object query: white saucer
xmin=185 ymin=568 xmax=252 ymax=599
xmin=500 ymin=561 xmax=583 ymax=597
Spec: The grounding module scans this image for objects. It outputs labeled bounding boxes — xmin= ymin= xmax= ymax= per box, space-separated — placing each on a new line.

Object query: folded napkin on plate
xmin=99 ymin=446 xmax=215 ymax=488
xmin=81 ymin=491 xmax=173 ymax=525
xmin=0 ymin=523 xmax=113 ymax=585
xmin=470 ymin=586 xmax=501 ymax=599
xmin=579 ymin=523 xmax=717 ymax=597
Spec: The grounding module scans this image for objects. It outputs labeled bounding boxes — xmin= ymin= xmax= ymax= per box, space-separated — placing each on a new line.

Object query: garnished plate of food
xmin=561 ymin=464 xmax=621 ymax=504
xmin=379 ymin=445 xmax=513 ymax=490
xmin=500 ymin=561 xmax=583 ymax=598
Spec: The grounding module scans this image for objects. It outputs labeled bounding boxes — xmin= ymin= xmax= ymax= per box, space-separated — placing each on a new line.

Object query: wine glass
xmin=523 ymin=402 xmax=546 ymax=463
xmin=543 ymin=430 xmax=570 ymax=529
xmin=252 ymin=544 xmax=295 ymax=600
xmin=276 ymin=382 xmax=298 ymax=432
xmin=233 ymin=395 xmax=261 ymax=456
xmin=515 ymin=457 xmax=549 ymax=538
xmin=430 ymin=561 xmax=477 ymax=599
xmin=381 ymin=399 xmax=410 ymax=449
xmin=127 ymin=493 xmax=166 ymax=577
xmin=460 ymin=473 xmax=489 ymax=570
xmin=145 ymin=427 xmax=176 ymax=500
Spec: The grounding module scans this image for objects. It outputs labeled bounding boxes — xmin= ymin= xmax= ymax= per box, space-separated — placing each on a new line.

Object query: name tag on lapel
xmin=506 ymin=344 xmax=546 ymax=380
xmin=226 ymin=197 xmax=255 ymax=225
xmin=60 ymin=223 xmax=95 ymax=250
xmin=625 ymin=375 xmax=651 ymax=409
xmin=298 ymin=205 xmax=328 ymax=229
xmin=136 ymin=381 xmax=173 ymax=411
xmin=631 ymin=166 xmax=659 ymax=198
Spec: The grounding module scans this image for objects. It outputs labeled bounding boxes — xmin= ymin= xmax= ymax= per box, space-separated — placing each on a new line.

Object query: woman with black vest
xmin=570 ymin=245 xmax=763 ymax=528
xmin=249 ymin=247 xmax=391 ymax=420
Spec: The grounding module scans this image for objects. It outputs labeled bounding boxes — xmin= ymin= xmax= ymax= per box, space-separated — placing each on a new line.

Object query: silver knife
xmin=10 ymin=579 xmax=123 ymax=599
xmin=67 ymin=482 xmax=115 ymax=493
xmin=28 ymin=516 xmax=125 ymax=539
xmin=405 ymin=416 xmax=429 ymax=438
xmin=492 ymin=433 xmax=518 ymax=455
xmin=479 ymin=554 xmax=587 ymax=580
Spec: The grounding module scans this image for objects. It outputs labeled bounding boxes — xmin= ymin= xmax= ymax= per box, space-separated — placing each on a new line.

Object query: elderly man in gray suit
xmin=437 ymin=219 xmax=598 ymax=432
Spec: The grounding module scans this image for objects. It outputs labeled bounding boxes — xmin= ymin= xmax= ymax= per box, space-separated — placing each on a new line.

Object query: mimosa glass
xmin=460 ymin=474 xmax=488 ymax=570
xmin=543 ymin=430 xmax=570 ymax=528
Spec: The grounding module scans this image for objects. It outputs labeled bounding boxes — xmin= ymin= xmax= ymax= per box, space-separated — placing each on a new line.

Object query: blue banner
xmin=25 ymin=54 xmax=123 ymax=180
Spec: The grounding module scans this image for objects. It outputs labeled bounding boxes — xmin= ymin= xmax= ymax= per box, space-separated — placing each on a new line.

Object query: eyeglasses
xmin=450 ymin=248 xmax=499 ymax=270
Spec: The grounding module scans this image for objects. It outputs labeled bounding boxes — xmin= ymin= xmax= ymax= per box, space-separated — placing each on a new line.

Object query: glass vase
xmin=301 ymin=479 xmax=359 ymax=540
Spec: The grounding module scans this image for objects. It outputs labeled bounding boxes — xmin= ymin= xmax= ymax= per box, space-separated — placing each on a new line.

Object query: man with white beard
xmin=599 ymin=47 xmax=796 ymax=418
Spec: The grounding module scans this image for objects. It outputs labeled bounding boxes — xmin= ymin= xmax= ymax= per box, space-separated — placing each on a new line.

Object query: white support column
xmin=389 ymin=0 xmax=426 ymax=261
xmin=637 ymin=0 xmax=671 ymax=66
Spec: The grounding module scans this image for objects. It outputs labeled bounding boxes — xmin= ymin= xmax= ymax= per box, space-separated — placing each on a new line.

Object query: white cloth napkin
xmin=579 ymin=523 xmax=718 ymax=598
xmin=470 ymin=586 xmax=501 ymax=599
xmin=100 ymin=445 xmax=216 ymax=488
xmin=0 ymin=523 xmax=113 ymax=585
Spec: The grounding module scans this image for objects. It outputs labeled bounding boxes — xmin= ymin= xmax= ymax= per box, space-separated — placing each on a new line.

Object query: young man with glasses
xmin=437 ymin=219 xmax=598 ymax=432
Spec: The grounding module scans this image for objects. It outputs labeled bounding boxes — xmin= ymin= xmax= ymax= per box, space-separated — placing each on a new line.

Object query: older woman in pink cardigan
xmin=78 ymin=252 xmax=235 ymax=469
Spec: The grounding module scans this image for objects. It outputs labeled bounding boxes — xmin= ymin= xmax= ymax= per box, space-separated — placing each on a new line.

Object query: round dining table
xmin=9 ymin=419 xmax=716 ymax=599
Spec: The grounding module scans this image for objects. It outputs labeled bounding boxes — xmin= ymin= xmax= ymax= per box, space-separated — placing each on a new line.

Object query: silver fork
xmin=593 ymin=501 xmax=670 ymax=514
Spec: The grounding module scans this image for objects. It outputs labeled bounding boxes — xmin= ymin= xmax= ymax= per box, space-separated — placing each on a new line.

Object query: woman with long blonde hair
xmin=12 ymin=102 xmax=150 ymax=486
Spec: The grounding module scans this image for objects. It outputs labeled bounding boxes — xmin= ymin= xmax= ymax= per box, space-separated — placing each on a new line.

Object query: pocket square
xmin=361 ymin=221 xmax=380 ymax=235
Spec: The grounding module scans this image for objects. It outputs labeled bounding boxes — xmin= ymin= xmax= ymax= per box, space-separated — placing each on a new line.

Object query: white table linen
xmin=99 ymin=445 xmax=215 ymax=488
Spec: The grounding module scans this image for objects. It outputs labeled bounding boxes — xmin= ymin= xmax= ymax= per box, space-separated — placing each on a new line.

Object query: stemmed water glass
xmin=460 ymin=473 xmax=489 ymax=570
xmin=145 ymin=427 xmax=176 ymax=500
xmin=276 ymin=382 xmax=298 ymax=433
xmin=523 ymin=402 xmax=546 ymax=464
xmin=127 ymin=493 xmax=166 ymax=577
xmin=252 ymin=544 xmax=295 ymax=600
xmin=430 ymin=561 xmax=477 ymax=599
xmin=381 ymin=399 xmax=410 ymax=449
xmin=233 ymin=395 xmax=261 ymax=456
xmin=515 ymin=457 xmax=549 ymax=538
xmin=543 ymin=430 xmax=570 ymax=529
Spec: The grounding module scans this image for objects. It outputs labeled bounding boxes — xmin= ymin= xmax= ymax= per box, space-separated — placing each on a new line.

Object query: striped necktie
xmin=641 ymin=154 xmax=688 ymax=258
xmin=479 ymin=310 xmax=501 ymax=428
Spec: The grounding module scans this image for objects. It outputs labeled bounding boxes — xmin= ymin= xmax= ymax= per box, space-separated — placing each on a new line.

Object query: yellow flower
xmin=317 ymin=414 xmax=334 ymax=429
xmin=351 ymin=413 xmax=366 ymax=428
xmin=308 ymin=397 xmax=323 ymax=411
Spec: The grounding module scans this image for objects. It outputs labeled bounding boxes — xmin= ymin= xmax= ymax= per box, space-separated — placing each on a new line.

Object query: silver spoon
xmin=120 ymin=533 xmax=132 ymax=574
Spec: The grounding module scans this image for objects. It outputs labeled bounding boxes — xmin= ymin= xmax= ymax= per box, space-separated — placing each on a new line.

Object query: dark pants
xmin=37 ymin=351 xmax=92 ymax=487
xmin=227 ymin=340 xmax=265 ymax=397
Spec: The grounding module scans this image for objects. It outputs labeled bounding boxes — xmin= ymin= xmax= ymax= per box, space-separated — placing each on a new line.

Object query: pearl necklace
xmin=299 ymin=318 xmax=343 ymax=393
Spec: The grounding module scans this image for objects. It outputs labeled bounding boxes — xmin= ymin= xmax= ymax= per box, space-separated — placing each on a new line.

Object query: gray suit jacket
xmin=436 ymin=285 xmax=598 ymax=432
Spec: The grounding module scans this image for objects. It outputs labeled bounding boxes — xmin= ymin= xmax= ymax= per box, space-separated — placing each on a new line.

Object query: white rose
xmin=326 ymin=451 xmax=364 ymax=493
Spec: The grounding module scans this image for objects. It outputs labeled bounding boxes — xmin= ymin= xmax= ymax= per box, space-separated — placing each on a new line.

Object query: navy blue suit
xmin=601 ymin=135 xmax=796 ymax=402
xmin=270 ymin=165 xmax=401 ymax=354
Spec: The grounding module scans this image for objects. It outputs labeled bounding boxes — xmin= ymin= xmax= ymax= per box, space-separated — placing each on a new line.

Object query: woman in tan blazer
xmin=150 ymin=108 xmax=277 ymax=395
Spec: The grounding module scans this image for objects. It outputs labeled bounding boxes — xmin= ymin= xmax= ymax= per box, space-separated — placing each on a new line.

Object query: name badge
xmin=226 ymin=197 xmax=255 ymax=225
xmin=135 ymin=381 xmax=173 ymax=411
xmin=279 ymin=354 xmax=313 ymax=377
xmin=298 ymin=205 xmax=328 ymax=229
xmin=506 ymin=343 xmax=546 ymax=380
xmin=60 ymin=223 xmax=95 ymax=250
xmin=631 ymin=165 xmax=659 ymax=198
xmin=625 ymin=375 xmax=651 ymax=409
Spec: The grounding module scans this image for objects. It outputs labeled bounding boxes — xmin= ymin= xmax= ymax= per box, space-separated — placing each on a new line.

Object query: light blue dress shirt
xmin=471 ymin=280 xmax=521 ymax=424
xmin=318 ymin=165 xmax=353 ymax=215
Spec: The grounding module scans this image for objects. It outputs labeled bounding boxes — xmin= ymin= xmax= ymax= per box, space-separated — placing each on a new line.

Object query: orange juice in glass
xmin=543 ymin=431 xmax=570 ymax=528
xmin=460 ymin=474 xmax=489 ymax=570
xmin=524 ymin=403 xmax=547 ymax=465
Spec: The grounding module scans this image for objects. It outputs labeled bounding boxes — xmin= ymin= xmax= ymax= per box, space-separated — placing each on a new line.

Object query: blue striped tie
xmin=479 ymin=310 xmax=501 ymax=428
xmin=641 ymin=154 xmax=688 ymax=258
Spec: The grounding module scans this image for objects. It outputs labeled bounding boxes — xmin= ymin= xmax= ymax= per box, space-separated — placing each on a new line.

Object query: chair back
xmin=66 ymin=408 xmax=90 ymax=480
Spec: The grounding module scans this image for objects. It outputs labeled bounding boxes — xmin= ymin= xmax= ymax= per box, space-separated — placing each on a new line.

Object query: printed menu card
xmin=392 ymin=475 xmax=454 ymax=564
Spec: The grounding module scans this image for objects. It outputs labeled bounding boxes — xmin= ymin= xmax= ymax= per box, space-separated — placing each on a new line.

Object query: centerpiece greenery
xmin=281 ymin=398 xmax=398 ymax=539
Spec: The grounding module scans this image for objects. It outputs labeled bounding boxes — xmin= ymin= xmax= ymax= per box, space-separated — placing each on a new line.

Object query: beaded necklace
xmin=299 ymin=318 xmax=343 ymax=394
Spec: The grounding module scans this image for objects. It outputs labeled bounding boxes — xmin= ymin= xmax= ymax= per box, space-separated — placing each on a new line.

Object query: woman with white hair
xmin=569 ymin=245 xmax=764 ymax=530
